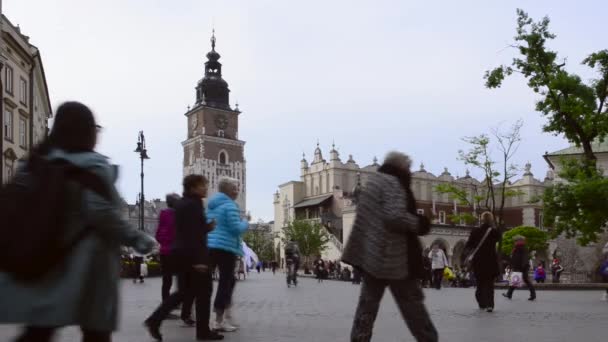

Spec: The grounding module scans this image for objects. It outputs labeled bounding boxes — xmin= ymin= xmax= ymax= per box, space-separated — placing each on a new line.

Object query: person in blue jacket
xmin=207 ymin=177 xmax=249 ymax=332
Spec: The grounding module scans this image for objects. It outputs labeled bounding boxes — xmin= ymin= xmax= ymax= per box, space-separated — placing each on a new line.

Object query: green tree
xmin=243 ymin=228 xmax=276 ymax=262
xmin=282 ymin=220 xmax=330 ymax=264
xmin=501 ymin=226 xmax=549 ymax=256
xmin=435 ymin=120 xmax=524 ymax=253
xmin=485 ymin=9 xmax=608 ymax=245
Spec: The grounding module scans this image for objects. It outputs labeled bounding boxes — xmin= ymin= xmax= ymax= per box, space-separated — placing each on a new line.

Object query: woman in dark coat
xmin=503 ymin=235 xmax=536 ymax=301
xmin=463 ymin=212 xmax=499 ymax=312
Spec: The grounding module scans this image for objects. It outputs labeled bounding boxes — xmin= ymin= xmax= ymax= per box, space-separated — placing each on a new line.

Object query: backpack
xmin=0 ymin=154 xmax=111 ymax=282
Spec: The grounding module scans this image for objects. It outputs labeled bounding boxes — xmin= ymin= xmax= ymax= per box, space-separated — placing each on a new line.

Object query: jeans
xmin=475 ymin=274 xmax=495 ymax=309
xmin=351 ymin=275 xmax=438 ymax=342
xmin=432 ymin=269 xmax=444 ymax=289
xmin=507 ymin=271 xmax=536 ymax=299
xmin=15 ymin=327 xmax=111 ymax=342
xmin=210 ymin=249 xmax=237 ymax=313
xmin=146 ymin=267 xmax=213 ymax=338
xmin=159 ymin=254 xmax=174 ymax=302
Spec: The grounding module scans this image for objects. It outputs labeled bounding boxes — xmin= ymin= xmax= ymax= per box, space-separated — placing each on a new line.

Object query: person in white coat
xmin=428 ymin=245 xmax=449 ymax=290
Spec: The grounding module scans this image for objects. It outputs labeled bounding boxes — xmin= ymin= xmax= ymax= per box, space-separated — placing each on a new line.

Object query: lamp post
xmin=134 ymin=131 xmax=150 ymax=231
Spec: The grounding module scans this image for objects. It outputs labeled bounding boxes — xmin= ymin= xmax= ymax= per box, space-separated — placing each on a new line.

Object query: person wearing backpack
xmin=0 ymin=102 xmax=156 ymax=342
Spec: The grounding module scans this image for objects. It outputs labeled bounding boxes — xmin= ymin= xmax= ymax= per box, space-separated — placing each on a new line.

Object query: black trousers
xmin=475 ymin=274 xmax=495 ymax=309
xmin=210 ymin=249 xmax=237 ymax=313
xmin=351 ymin=275 xmax=438 ymax=342
xmin=432 ymin=269 xmax=444 ymax=289
xmin=146 ymin=267 xmax=213 ymax=338
xmin=15 ymin=327 xmax=110 ymax=342
xmin=507 ymin=271 xmax=536 ymax=299
xmin=159 ymin=255 xmax=174 ymax=302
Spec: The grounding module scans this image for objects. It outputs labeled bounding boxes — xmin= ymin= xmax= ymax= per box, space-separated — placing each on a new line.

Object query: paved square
xmin=1 ymin=272 xmax=606 ymax=341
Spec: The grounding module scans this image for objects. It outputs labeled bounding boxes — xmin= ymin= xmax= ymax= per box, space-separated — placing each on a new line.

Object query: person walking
xmin=132 ymin=250 xmax=145 ymax=284
xmin=428 ymin=245 xmax=449 ymax=290
xmin=342 ymin=152 xmax=438 ymax=342
xmin=314 ymin=256 xmax=325 ymax=283
xmin=503 ymin=235 xmax=536 ymax=301
xmin=0 ymin=101 xmax=156 ymax=342
xmin=145 ymin=175 xmax=223 ymax=341
xmin=551 ymin=258 xmax=564 ymax=283
xmin=207 ymin=177 xmax=249 ymax=333
xmin=155 ymin=193 xmax=180 ymax=303
xmin=463 ymin=212 xmax=499 ymax=312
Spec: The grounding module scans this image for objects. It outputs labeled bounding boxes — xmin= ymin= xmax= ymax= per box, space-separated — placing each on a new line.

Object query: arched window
xmin=219 ymin=152 xmax=227 ymax=165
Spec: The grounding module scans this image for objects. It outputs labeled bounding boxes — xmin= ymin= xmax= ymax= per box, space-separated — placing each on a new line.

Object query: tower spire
xmin=211 ymin=28 xmax=216 ymax=50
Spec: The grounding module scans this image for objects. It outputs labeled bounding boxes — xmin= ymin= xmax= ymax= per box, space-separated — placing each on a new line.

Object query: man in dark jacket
xmin=145 ymin=175 xmax=223 ymax=341
xmin=503 ymin=235 xmax=536 ymax=301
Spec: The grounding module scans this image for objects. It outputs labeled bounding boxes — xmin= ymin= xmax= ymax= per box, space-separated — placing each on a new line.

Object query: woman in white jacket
xmin=428 ymin=245 xmax=449 ymax=289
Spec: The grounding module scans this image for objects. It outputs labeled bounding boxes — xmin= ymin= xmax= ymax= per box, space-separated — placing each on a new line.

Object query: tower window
xmin=219 ymin=152 xmax=227 ymax=164
xmin=217 ymin=130 xmax=225 ymax=137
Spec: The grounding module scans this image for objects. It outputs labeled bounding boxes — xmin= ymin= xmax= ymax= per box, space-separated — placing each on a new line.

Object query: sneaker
xmin=224 ymin=310 xmax=239 ymax=328
xmin=486 ymin=307 xmax=494 ymax=313
xmin=144 ymin=320 xmax=163 ymax=341
xmin=215 ymin=321 xmax=237 ymax=332
xmin=502 ymin=293 xmax=512 ymax=300
xmin=197 ymin=331 xmax=224 ymax=340
xmin=528 ymin=297 xmax=536 ymax=301
xmin=167 ymin=313 xmax=180 ymax=320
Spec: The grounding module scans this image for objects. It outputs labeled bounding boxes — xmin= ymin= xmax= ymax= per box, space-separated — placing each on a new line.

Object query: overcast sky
xmin=4 ymin=0 xmax=606 ymax=220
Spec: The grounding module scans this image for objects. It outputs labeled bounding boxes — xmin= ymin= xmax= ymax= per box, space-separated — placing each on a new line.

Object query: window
xmin=539 ymin=212 xmax=544 ymax=230
xmin=438 ymin=211 xmax=446 ymax=224
xmin=19 ymin=78 xmax=27 ymax=105
xmin=19 ymin=117 xmax=26 ymax=148
xmin=5 ymin=66 xmax=13 ymax=94
xmin=219 ymin=152 xmax=227 ymax=164
xmin=5 ymin=163 xmax=13 ymax=181
xmin=4 ymin=109 xmax=13 ymax=141
xmin=217 ymin=130 xmax=224 ymax=137
xmin=417 ymin=209 xmax=425 ymax=215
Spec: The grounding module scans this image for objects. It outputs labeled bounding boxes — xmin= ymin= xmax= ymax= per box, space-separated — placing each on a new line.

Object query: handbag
xmin=509 ymin=271 xmax=523 ymax=287
xmin=463 ymin=227 xmax=493 ymax=269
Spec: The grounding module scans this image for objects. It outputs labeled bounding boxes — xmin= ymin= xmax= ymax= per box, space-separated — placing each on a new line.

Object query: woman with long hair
xmin=0 ymin=101 xmax=156 ymax=342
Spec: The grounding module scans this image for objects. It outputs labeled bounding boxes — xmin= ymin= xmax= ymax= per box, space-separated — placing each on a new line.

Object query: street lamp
xmin=134 ymin=131 xmax=150 ymax=231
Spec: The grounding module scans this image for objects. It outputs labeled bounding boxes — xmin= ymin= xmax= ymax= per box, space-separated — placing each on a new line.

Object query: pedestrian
xmin=271 ymin=261 xmax=277 ymax=275
xmin=462 ymin=211 xmax=499 ymax=312
xmin=207 ymin=177 xmax=250 ymax=333
xmin=503 ymin=235 xmax=536 ymax=301
xmin=145 ymin=174 xmax=223 ymax=341
xmin=132 ymin=250 xmax=145 ymax=284
xmin=0 ymin=101 xmax=156 ymax=342
xmin=342 ymin=151 xmax=438 ymax=342
xmin=428 ymin=245 xmax=449 ymax=290
xmin=534 ymin=263 xmax=546 ymax=284
xmin=256 ymin=261 xmax=262 ymax=274
xmin=551 ymin=258 xmax=564 ymax=283
xmin=314 ymin=256 xmax=325 ymax=283
xmin=600 ymin=243 xmax=608 ymax=301
xmin=155 ymin=193 xmax=180 ymax=304
xmin=352 ymin=267 xmax=362 ymax=285
xmin=422 ymin=255 xmax=432 ymax=288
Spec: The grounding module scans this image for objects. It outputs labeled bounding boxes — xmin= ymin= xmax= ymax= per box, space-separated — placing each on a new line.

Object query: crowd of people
xmin=1 ymin=102 xmax=607 ymax=342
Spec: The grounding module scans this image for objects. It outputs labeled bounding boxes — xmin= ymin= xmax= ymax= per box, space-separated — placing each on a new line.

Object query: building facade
xmin=120 ymin=198 xmax=168 ymax=237
xmin=1 ymin=15 xmax=52 ymax=184
xmin=273 ymin=144 xmax=552 ymax=266
xmin=182 ymin=32 xmax=246 ymax=211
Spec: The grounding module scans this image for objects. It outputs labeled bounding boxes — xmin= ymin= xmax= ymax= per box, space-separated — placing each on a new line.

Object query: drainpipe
xmin=0 ymin=62 xmax=4 ymax=185
xmin=29 ymin=53 xmax=35 ymax=149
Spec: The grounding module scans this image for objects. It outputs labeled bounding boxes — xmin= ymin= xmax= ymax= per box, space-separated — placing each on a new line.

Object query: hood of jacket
xmin=46 ymin=148 xmax=117 ymax=186
xmin=207 ymin=192 xmax=234 ymax=211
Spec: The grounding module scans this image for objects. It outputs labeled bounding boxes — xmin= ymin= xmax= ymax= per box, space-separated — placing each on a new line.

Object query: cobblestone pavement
xmin=1 ymin=272 xmax=607 ymax=341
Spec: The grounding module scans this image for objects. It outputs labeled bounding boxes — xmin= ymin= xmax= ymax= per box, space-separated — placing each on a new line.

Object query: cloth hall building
xmin=273 ymin=144 xmax=553 ymax=266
